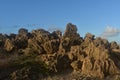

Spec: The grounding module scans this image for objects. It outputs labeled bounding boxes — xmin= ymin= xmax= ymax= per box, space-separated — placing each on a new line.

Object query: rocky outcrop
xmin=31 ymin=29 xmax=50 ymax=44
xmin=18 ymin=28 xmax=28 ymax=35
xmin=26 ymin=39 xmax=45 ymax=54
xmin=110 ymin=41 xmax=119 ymax=49
xmin=43 ymin=40 xmax=60 ymax=54
xmin=61 ymin=23 xmax=83 ymax=52
xmin=4 ymin=39 xmax=14 ymax=52
xmin=63 ymin=23 xmax=78 ymax=38
xmin=84 ymin=32 xmax=95 ymax=41
xmin=0 ymin=23 xmax=120 ymax=79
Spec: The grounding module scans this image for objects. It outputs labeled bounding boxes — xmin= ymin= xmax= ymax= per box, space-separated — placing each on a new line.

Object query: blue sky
xmin=0 ymin=0 xmax=120 ymax=43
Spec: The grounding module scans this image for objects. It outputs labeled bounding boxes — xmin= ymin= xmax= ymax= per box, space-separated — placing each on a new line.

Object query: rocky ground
xmin=0 ymin=23 xmax=120 ymax=80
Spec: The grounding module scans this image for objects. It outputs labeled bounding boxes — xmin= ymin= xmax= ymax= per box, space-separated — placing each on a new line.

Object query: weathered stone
xmin=51 ymin=30 xmax=62 ymax=39
xmin=110 ymin=41 xmax=119 ymax=49
xmin=56 ymin=54 xmax=71 ymax=72
xmin=14 ymin=37 xmax=28 ymax=49
xmin=27 ymin=39 xmax=45 ymax=54
xmin=94 ymin=37 xmax=110 ymax=49
xmin=31 ymin=29 xmax=50 ymax=44
xmin=43 ymin=40 xmax=60 ymax=54
xmin=18 ymin=28 xmax=28 ymax=35
xmin=4 ymin=39 xmax=14 ymax=52
xmin=63 ymin=23 xmax=77 ymax=38
xmin=71 ymin=60 xmax=82 ymax=71
xmin=84 ymin=33 xmax=95 ymax=40
xmin=0 ymin=23 xmax=120 ymax=79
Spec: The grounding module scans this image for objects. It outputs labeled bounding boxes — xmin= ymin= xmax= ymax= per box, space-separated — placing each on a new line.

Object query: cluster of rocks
xmin=0 ymin=23 xmax=120 ymax=79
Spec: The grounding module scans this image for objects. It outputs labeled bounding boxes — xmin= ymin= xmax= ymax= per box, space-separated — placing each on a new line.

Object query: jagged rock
xmin=93 ymin=37 xmax=109 ymax=48
xmin=67 ymin=35 xmax=120 ymax=79
xmin=12 ymin=28 xmax=29 ymax=50
xmin=14 ymin=34 xmax=28 ymax=49
xmin=14 ymin=38 xmax=28 ymax=49
xmin=18 ymin=28 xmax=28 ymax=35
xmin=0 ymin=34 xmax=4 ymax=47
xmin=93 ymin=37 xmax=110 ymax=49
xmin=80 ymin=41 xmax=120 ymax=78
xmin=60 ymin=23 xmax=82 ymax=52
xmin=31 ymin=29 xmax=50 ymax=44
xmin=58 ymin=44 xmax=66 ymax=55
xmin=43 ymin=40 xmax=60 ymax=54
xmin=102 ymin=38 xmax=109 ymax=47
xmin=0 ymin=34 xmax=8 ymax=47
xmin=0 ymin=23 xmax=120 ymax=79
xmin=4 ymin=39 xmax=14 ymax=52
xmin=9 ymin=33 xmax=16 ymax=41
xmin=61 ymin=37 xmax=71 ymax=51
xmin=27 ymin=39 xmax=45 ymax=54
xmin=26 ymin=32 xmax=33 ymax=39
xmin=81 ymin=57 xmax=120 ymax=78
xmin=110 ymin=41 xmax=119 ymax=49
xmin=56 ymin=54 xmax=72 ymax=72
xmin=84 ymin=32 xmax=95 ymax=40
xmin=63 ymin=23 xmax=77 ymax=37
xmin=68 ymin=46 xmax=86 ymax=62
xmin=71 ymin=60 xmax=82 ymax=71
xmin=51 ymin=30 xmax=62 ymax=39
xmin=63 ymin=23 xmax=81 ymax=46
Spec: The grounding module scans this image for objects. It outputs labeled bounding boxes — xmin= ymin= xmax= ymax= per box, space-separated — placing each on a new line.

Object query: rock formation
xmin=0 ymin=23 xmax=120 ymax=80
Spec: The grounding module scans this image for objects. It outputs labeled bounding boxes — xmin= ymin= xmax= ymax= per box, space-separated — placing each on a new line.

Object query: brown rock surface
xmin=4 ymin=39 xmax=14 ymax=52
xmin=0 ymin=23 xmax=120 ymax=80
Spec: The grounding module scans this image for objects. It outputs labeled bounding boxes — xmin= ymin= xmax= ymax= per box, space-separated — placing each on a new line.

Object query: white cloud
xmin=101 ymin=26 xmax=120 ymax=38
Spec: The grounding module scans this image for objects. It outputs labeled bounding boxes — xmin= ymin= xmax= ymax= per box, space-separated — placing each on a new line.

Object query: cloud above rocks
xmin=101 ymin=26 xmax=120 ymax=38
